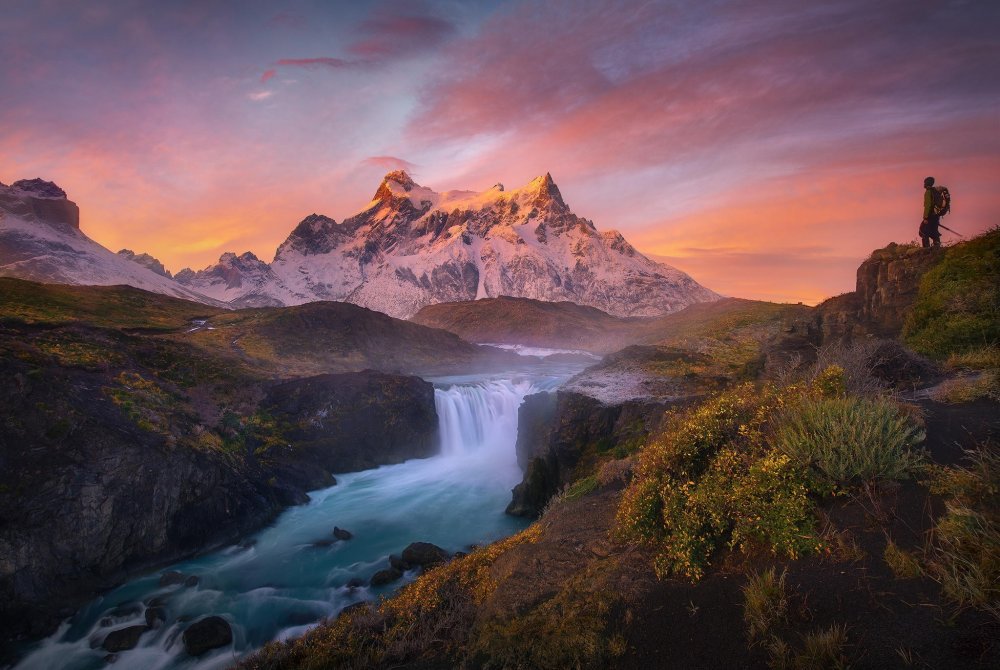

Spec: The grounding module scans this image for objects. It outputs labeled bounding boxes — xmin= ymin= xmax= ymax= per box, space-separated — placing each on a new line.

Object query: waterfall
xmin=14 ymin=377 xmax=555 ymax=670
xmin=434 ymin=380 xmax=535 ymax=458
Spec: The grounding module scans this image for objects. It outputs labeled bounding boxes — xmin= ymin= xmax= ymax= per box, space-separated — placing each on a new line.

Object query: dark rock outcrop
xmin=144 ymin=606 xmax=166 ymax=628
xmin=507 ymin=391 xmax=671 ymax=517
xmin=0 ymin=355 xmax=291 ymax=642
xmin=370 ymin=568 xmax=403 ymax=586
xmin=0 ymin=179 xmax=79 ymax=229
xmin=333 ymin=527 xmax=353 ymax=541
xmin=263 ymin=371 xmax=439 ymax=486
xmin=816 ymin=244 xmax=945 ymax=342
xmin=101 ymin=625 xmax=148 ymax=652
xmin=401 ymin=542 xmax=449 ymax=568
xmin=117 ymin=249 xmax=172 ymax=278
xmin=182 ymin=616 xmax=232 ymax=656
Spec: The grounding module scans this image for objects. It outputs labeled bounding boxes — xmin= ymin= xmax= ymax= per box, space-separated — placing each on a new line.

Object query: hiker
xmin=920 ymin=176 xmax=942 ymax=248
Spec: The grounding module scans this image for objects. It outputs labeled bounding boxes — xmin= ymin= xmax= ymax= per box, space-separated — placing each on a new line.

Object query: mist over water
xmin=13 ymin=374 xmax=566 ymax=670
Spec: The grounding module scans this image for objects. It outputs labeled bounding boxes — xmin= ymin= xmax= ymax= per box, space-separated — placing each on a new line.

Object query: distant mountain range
xmin=0 ymin=179 xmax=221 ymax=305
xmin=1 ymin=173 xmax=718 ymax=318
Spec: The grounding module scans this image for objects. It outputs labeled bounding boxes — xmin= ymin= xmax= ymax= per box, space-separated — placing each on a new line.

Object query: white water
xmin=12 ymin=376 xmax=564 ymax=670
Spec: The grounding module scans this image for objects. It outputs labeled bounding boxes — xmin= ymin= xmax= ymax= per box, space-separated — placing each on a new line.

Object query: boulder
xmin=159 ymin=571 xmax=186 ymax=587
xmin=183 ymin=575 xmax=200 ymax=588
xmin=370 ymin=568 xmax=403 ymax=586
xmin=388 ymin=554 xmax=410 ymax=572
xmin=346 ymin=578 xmax=365 ymax=589
xmin=145 ymin=606 xmax=166 ymax=628
xmin=401 ymin=542 xmax=449 ymax=568
xmin=102 ymin=625 xmax=148 ymax=652
xmin=182 ymin=616 xmax=233 ymax=656
xmin=333 ymin=526 xmax=353 ymax=541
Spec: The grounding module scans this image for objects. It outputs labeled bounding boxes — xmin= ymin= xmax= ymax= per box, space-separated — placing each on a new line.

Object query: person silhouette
xmin=919 ymin=176 xmax=941 ymax=248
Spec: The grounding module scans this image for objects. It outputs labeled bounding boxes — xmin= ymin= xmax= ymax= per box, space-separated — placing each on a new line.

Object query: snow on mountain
xmin=117 ymin=249 xmax=172 ymax=278
xmin=0 ymin=179 xmax=220 ymax=305
xmin=185 ymin=171 xmax=719 ymax=318
xmin=1 ymin=172 xmax=718 ymax=319
xmin=174 ymin=251 xmax=284 ymax=307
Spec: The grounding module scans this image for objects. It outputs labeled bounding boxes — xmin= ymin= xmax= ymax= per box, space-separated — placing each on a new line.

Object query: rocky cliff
xmin=0 ymin=316 xmax=440 ymax=642
xmin=506 ymin=391 xmax=671 ymax=517
xmin=816 ymin=243 xmax=945 ymax=342
xmin=262 ymin=371 xmax=438 ymax=487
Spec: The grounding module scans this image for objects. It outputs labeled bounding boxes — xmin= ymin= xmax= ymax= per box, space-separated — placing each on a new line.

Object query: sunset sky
xmin=1 ymin=0 xmax=997 ymax=304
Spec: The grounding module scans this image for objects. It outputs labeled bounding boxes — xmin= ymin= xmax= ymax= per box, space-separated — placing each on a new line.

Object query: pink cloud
xmin=275 ymin=57 xmax=357 ymax=69
xmin=260 ymin=69 xmax=276 ymax=83
xmin=362 ymin=156 xmax=417 ymax=173
xmin=348 ymin=12 xmax=455 ymax=59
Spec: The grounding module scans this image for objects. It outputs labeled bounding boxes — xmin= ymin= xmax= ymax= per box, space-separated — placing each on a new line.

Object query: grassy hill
xmin=412 ymin=295 xmax=640 ymax=353
xmin=0 ymin=278 xmax=518 ymax=377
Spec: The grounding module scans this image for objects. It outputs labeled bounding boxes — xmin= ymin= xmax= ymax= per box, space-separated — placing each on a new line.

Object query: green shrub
xmin=616 ymin=384 xmax=818 ymax=580
xmin=904 ymin=227 xmax=1000 ymax=359
xmin=773 ymin=396 xmax=925 ymax=484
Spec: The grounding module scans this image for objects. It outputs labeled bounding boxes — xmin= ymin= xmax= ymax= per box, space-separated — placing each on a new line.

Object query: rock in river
xmin=102 ymin=625 xmax=148 ymax=652
xmin=401 ymin=542 xmax=449 ymax=568
xmin=370 ymin=568 xmax=403 ymax=586
xmin=182 ymin=616 xmax=233 ymax=656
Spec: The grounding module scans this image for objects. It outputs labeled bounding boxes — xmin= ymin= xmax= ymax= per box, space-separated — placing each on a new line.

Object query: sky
xmin=1 ymin=0 xmax=998 ymax=304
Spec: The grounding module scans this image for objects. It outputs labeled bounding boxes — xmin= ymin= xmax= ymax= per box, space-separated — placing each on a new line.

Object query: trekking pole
xmin=939 ymin=223 xmax=964 ymax=237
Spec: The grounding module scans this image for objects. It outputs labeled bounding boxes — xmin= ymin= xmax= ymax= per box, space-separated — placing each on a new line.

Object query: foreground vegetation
xmin=904 ymin=226 xmax=1000 ymax=359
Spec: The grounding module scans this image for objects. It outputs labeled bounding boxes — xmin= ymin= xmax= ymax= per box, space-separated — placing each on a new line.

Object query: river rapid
xmin=13 ymin=360 xmax=580 ymax=670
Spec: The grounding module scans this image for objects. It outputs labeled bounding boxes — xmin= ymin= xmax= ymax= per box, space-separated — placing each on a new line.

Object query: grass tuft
xmin=925 ymin=446 xmax=1000 ymax=620
xmin=774 ymin=396 xmax=925 ymax=484
xmin=768 ymin=624 xmax=849 ymax=670
xmin=743 ymin=567 xmax=789 ymax=642
xmin=883 ymin=539 xmax=922 ymax=579
xmin=930 ymin=370 xmax=1000 ymax=404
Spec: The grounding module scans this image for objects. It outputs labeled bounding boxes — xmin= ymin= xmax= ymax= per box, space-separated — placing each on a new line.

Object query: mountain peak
xmin=372 ymin=170 xmax=423 ymax=204
xmin=383 ymin=170 xmax=416 ymax=189
xmin=117 ymin=249 xmax=172 ymax=278
xmin=11 ymin=178 xmax=67 ymax=199
xmin=1 ymin=178 xmax=79 ymax=229
xmin=523 ymin=172 xmax=566 ymax=211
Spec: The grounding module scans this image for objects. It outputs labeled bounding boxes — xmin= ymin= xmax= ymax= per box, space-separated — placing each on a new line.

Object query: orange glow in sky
xmin=1 ymin=0 xmax=997 ymax=304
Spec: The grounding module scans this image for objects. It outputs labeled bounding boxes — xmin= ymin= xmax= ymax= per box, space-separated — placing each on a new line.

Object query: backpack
xmin=931 ymin=185 xmax=951 ymax=217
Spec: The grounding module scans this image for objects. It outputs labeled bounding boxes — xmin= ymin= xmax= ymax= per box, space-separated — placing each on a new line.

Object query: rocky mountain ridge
xmin=177 ymin=171 xmax=719 ymax=317
xmin=2 ymin=173 xmax=717 ymax=319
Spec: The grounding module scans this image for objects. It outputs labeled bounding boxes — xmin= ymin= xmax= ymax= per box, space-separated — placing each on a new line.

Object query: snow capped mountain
xmin=1 ymin=172 xmax=717 ymax=319
xmin=184 ymin=171 xmax=718 ymax=318
xmin=175 ymin=251 xmax=284 ymax=307
xmin=0 ymin=179 xmax=220 ymax=305
xmin=117 ymin=249 xmax=172 ymax=278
